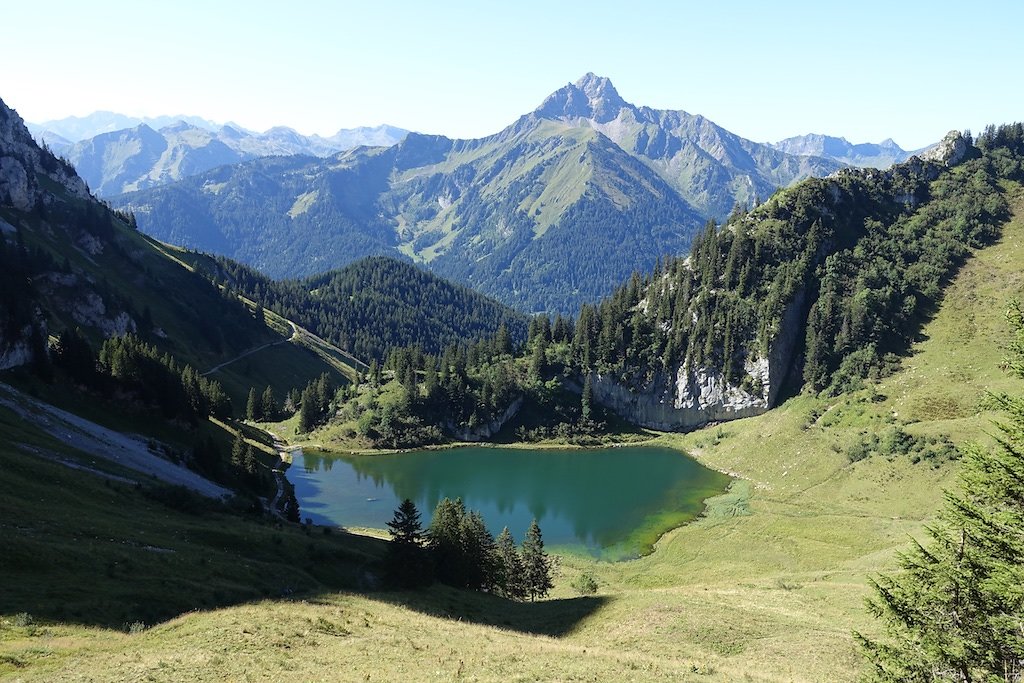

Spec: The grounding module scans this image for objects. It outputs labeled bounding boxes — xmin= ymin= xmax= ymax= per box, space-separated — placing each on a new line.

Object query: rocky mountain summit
xmin=530 ymin=73 xmax=844 ymax=218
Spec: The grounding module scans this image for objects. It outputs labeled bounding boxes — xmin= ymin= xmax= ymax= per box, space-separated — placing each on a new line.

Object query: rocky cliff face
xmin=0 ymin=96 xmax=138 ymax=370
xmin=590 ymin=290 xmax=806 ymax=431
xmin=921 ymin=130 xmax=970 ymax=167
xmin=0 ymin=99 xmax=88 ymax=210
xmin=445 ymin=397 xmax=523 ymax=442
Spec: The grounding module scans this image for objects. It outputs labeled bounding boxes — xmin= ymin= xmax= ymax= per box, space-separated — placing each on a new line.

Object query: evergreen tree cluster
xmin=857 ymin=301 xmax=1024 ymax=681
xmin=384 ymin=497 xmax=552 ymax=600
xmin=245 ymin=385 xmax=278 ymax=422
xmin=564 ymin=128 xmax=1022 ymax=397
xmin=197 ymin=254 xmax=528 ymax=363
xmin=228 ymin=432 xmax=270 ymax=491
xmin=52 ymin=330 xmax=232 ymax=421
xmin=297 ymin=373 xmax=335 ymax=433
xmin=334 ymin=315 xmax=606 ymax=448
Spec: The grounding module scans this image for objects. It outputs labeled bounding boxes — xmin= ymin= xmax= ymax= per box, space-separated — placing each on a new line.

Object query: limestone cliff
xmin=0 ymin=96 xmax=134 ymax=369
xmin=0 ymin=99 xmax=88 ymax=210
xmin=445 ymin=397 xmax=523 ymax=442
xmin=590 ymin=290 xmax=806 ymax=431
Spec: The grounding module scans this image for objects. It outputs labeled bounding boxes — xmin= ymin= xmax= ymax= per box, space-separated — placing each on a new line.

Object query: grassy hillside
xmin=3 ymin=186 xmax=1020 ymax=681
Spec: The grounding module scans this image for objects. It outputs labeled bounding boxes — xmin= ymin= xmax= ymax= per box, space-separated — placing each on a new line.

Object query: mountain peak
xmin=535 ymin=73 xmax=629 ymax=124
xmin=575 ymin=72 xmax=622 ymax=101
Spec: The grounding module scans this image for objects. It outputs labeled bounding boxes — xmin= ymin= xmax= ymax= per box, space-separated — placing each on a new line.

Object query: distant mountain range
xmin=770 ymin=133 xmax=925 ymax=168
xmin=27 ymin=111 xmax=223 ymax=144
xmin=115 ymin=74 xmax=854 ymax=314
xmin=53 ymin=120 xmax=408 ymax=196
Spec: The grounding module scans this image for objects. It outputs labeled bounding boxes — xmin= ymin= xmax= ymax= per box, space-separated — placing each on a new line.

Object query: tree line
xmin=385 ymin=497 xmax=553 ymax=601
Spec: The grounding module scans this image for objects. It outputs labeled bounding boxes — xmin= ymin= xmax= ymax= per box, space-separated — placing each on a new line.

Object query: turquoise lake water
xmin=286 ymin=445 xmax=731 ymax=560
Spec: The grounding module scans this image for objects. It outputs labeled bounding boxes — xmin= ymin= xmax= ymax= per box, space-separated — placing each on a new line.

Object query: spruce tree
xmin=461 ymin=511 xmax=498 ymax=591
xmin=261 ymin=385 xmax=277 ymax=421
xmin=857 ymin=302 xmax=1024 ymax=681
xmin=428 ymin=497 xmax=468 ymax=587
xmin=581 ymin=373 xmax=594 ymax=423
xmin=298 ymin=385 xmax=317 ymax=433
xmin=496 ymin=526 xmax=526 ymax=601
xmin=522 ymin=518 xmax=553 ymax=601
xmin=385 ymin=499 xmax=431 ymax=588
xmin=245 ymin=387 xmax=259 ymax=421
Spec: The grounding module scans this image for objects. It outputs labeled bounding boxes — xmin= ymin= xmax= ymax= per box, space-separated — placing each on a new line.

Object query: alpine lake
xmin=286 ymin=445 xmax=732 ymax=561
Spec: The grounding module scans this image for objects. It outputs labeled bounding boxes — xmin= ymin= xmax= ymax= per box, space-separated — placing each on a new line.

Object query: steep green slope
xmin=0 ymin=96 xmax=351 ymax=411
xmin=568 ymin=129 xmax=1022 ymax=431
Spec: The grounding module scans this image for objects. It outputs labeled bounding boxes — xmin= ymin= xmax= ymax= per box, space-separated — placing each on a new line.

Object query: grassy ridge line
xmin=2 ymin=186 xmax=1021 ymax=681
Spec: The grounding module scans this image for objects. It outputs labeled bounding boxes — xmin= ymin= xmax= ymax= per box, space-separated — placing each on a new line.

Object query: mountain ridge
xmin=116 ymin=74 xmax=848 ymax=314
xmin=770 ymin=132 xmax=923 ymax=168
xmin=57 ymin=119 xmax=409 ymax=196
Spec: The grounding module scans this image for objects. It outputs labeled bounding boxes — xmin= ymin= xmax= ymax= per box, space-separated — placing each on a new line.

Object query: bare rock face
xmin=590 ymin=289 xmax=807 ymax=432
xmin=921 ymin=130 xmax=969 ymax=167
xmin=0 ymin=97 xmax=88 ymax=211
xmin=445 ymin=397 xmax=524 ymax=442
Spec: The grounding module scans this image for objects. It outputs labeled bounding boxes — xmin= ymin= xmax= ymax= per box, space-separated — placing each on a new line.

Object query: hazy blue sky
xmin=3 ymin=0 xmax=1021 ymax=148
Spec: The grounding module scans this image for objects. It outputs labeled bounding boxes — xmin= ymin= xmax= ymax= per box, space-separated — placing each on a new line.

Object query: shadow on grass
xmin=364 ymin=585 xmax=609 ymax=638
xmin=0 ymin=429 xmax=606 ymax=638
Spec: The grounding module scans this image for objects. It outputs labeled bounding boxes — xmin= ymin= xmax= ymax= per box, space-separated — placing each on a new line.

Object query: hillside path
xmin=202 ymin=321 xmax=298 ymax=376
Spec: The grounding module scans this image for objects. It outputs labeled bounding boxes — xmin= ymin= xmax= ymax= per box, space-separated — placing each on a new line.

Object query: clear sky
xmin=3 ymin=0 xmax=1021 ymax=149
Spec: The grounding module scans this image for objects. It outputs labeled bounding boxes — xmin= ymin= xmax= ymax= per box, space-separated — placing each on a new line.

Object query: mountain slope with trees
xmin=116 ymin=74 xmax=845 ymax=314
xmin=308 ymin=126 xmax=1024 ymax=446
xmin=0 ymin=94 xmax=356 ymax=496
xmin=185 ymin=253 xmax=529 ymax=362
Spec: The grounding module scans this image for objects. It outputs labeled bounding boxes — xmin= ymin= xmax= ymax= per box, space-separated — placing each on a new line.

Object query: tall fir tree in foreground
xmin=522 ymin=518 xmax=553 ymax=601
xmin=495 ymin=526 xmax=527 ymax=601
xmin=857 ymin=301 xmax=1024 ymax=681
xmin=385 ymin=499 xmax=431 ymax=588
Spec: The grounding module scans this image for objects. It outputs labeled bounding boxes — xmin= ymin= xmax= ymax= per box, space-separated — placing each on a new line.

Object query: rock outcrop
xmin=591 ymin=288 xmax=807 ymax=432
xmin=0 ymin=98 xmax=88 ymax=210
xmin=445 ymin=397 xmax=524 ymax=442
xmin=921 ymin=130 xmax=970 ymax=168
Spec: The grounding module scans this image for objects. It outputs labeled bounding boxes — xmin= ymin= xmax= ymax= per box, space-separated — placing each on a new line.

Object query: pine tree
xmin=385 ymin=499 xmax=432 ymax=588
xmin=428 ymin=497 xmax=468 ymax=587
xmin=495 ymin=526 xmax=526 ymax=601
xmin=261 ymin=385 xmax=277 ymax=421
xmin=581 ymin=373 xmax=594 ymax=423
xmin=857 ymin=302 xmax=1024 ymax=681
xmin=521 ymin=518 xmax=553 ymax=601
xmin=245 ymin=387 xmax=260 ymax=421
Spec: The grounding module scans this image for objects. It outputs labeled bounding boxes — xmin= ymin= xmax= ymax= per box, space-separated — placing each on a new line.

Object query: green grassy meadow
xmin=0 ymin=185 xmax=1021 ymax=681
